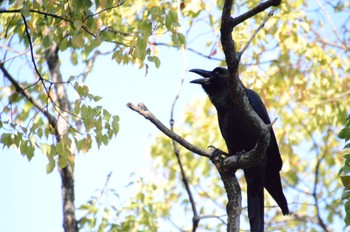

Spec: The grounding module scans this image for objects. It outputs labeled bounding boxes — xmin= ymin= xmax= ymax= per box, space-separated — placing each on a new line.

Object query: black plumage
xmin=190 ymin=67 xmax=289 ymax=232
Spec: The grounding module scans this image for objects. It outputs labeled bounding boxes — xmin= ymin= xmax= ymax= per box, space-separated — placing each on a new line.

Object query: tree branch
xmin=219 ymin=0 xmax=281 ymax=230
xmin=128 ymin=4 xmax=282 ymax=231
xmin=149 ymin=42 xmax=222 ymax=61
xmin=0 ymin=63 xmax=57 ymax=130
xmin=0 ymin=9 xmax=127 ymax=45
xmin=168 ymin=40 xmax=200 ymax=231
xmin=82 ymin=1 xmax=126 ymax=22
xmin=230 ymin=0 xmax=281 ymax=28
xmin=77 ymin=172 xmax=113 ymax=224
xmin=126 ymin=102 xmax=211 ymax=158
xmin=239 ymin=9 xmax=276 ymax=57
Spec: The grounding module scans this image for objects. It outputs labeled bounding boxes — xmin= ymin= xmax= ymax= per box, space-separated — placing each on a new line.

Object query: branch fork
xmin=127 ymin=1 xmax=281 ymax=231
xmin=127 ymin=102 xmax=276 ymax=170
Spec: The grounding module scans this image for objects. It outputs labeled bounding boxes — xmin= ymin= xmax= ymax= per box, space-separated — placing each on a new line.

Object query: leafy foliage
xmin=0 ymin=0 xmax=185 ymax=172
xmin=146 ymin=0 xmax=350 ymax=231
xmin=339 ymin=115 xmax=350 ymax=226
xmin=1 ymin=0 xmax=350 ymax=231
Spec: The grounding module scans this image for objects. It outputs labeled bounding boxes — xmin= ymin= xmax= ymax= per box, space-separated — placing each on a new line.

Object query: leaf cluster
xmin=339 ymin=115 xmax=350 ymax=226
xmin=0 ymin=0 xmax=187 ymax=171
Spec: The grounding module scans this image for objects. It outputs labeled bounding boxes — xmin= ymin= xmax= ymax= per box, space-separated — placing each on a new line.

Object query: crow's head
xmin=189 ymin=67 xmax=231 ymax=106
xmin=189 ymin=67 xmax=228 ymax=85
xmin=190 ymin=67 xmax=229 ymax=94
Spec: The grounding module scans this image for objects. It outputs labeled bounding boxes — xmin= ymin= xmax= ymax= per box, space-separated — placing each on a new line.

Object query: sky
xmin=1 ymin=1 xmax=349 ymax=231
xmin=0 ymin=38 xmax=222 ymax=231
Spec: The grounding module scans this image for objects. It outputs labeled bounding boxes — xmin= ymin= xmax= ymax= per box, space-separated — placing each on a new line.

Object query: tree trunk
xmin=45 ymin=45 xmax=78 ymax=232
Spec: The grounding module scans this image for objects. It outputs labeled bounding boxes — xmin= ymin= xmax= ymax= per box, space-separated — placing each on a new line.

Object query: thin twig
xmin=20 ymin=18 xmax=82 ymax=128
xmin=82 ymin=1 xmax=126 ymax=22
xmin=0 ymin=63 xmax=57 ymax=130
xmin=169 ymin=13 xmax=199 ymax=229
xmin=239 ymin=9 xmax=275 ymax=57
xmin=200 ymin=214 xmax=227 ymax=225
xmin=21 ymin=14 xmax=42 ymax=81
xmin=315 ymin=0 xmax=349 ymax=50
xmin=77 ymin=172 xmax=113 ymax=224
xmin=149 ymin=42 xmax=222 ymax=61
xmin=311 ymin=132 xmax=330 ymax=232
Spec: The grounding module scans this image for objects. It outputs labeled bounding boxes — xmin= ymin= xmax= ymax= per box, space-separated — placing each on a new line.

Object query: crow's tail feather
xmin=245 ymin=169 xmax=265 ymax=232
xmin=265 ymin=170 xmax=289 ymax=215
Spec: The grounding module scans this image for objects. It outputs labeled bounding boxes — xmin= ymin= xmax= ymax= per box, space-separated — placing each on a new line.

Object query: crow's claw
xmin=207 ymin=145 xmax=227 ymax=162
xmin=235 ymin=150 xmax=246 ymax=164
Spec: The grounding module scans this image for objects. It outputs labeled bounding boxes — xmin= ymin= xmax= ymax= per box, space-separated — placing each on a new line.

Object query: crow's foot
xmin=207 ymin=145 xmax=227 ymax=162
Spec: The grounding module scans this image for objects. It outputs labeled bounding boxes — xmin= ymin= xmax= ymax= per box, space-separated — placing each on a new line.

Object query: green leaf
xmin=58 ymin=156 xmax=67 ymax=168
xmin=177 ymin=33 xmax=186 ymax=45
xmin=46 ymin=158 xmax=55 ymax=173
xmin=93 ymin=96 xmax=103 ymax=102
xmin=341 ymin=175 xmax=350 ymax=190
xmin=20 ymin=4 xmax=31 ymax=18
xmin=43 ymin=35 xmax=51 ymax=48
xmin=73 ymin=20 xmax=82 ymax=30
xmin=1 ymin=133 xmax=14 ymax=148
xmin=103 ymin=109 xmax=111 ymax=121
xmin=112 ymin=115 xmax=120 ymax=135
xmin=76 ymin=85 xmax=85 ymax=97
xmin=78 ymin=135 xmax=92 ymax=154
xmin=20 ymin=140 xmax=35 ymax=161
xmin=101 ymin=31 xmax=114 ymax=42
xmin=72 ymin=0 xmax=85 ymax=8
xmin=74 ymin=99 xmax=81 ymax=114
xmin=59 ymin=38 xmax=70 ymax=51
xmin=342 ymin=190 xmax=350 ymax=200
xmin=71 ymin=34 xmax=85 ymax=48
xmin=345 ymin=143 xmax=350 ymax=149
xmin=147 ymin=56 xmax=161 ymax=68
xmin=140 ymin=21 xmax=152 ymax=36
xmin=169 ymin=10 xmax=179 ymax=26
xmin=345 ymin=201 xmax=350 ymax=225
xmin=165 ymin=14 xmax=172 ymax=29
xmin=339 ymin=128 xmax=350 ymax=141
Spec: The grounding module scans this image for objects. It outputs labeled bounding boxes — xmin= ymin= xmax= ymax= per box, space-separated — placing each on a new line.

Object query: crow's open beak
xmin=189 ymin=69 xmax=212 ymax=84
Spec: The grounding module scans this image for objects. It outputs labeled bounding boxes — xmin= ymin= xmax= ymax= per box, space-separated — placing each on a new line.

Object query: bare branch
xmin=149 ymin=42 xmax=222 ymax=61
xmin=315 ymin=0 xmax=349 ymax=50
xmin=169 ymin=39 xmax=200 ymax=231
xmin=230 ymin=0 xmax=281 ymax=28
xmin=239 ymin=10 xmax=275 ymax=57
xmin=21 ymin=14 xmax=42 ymax=82
xmin=77 ymin=172 xmax=113 ymax=224
xmin=312 ymin=133 xmax=330 ymax=232
xmin=83 ymin=1 xmax=126 ymax=22
xmin=200 ymin=214 xmax=227 ymax=225
xmin=0 ymin=63 xmax=57 ymax=130
xmin=126 ymin=102 xmax=211 ymax=158
xmin=127 ymin=102 xmax=277 ymax=171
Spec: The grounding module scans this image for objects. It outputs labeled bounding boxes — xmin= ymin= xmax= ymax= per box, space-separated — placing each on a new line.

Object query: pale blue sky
xmin=1 ymin=2 xmax=348 ymax=231
xmin=0 ymin=41 xmax=221 ymax=231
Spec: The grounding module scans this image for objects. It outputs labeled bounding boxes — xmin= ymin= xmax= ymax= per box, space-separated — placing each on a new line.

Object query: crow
xmin=190 ymin=67 xmax=289 ymax=232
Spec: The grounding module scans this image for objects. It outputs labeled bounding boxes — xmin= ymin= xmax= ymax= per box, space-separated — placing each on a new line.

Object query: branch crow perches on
xmin=190 ymin=67 xmax=289 ymax=232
